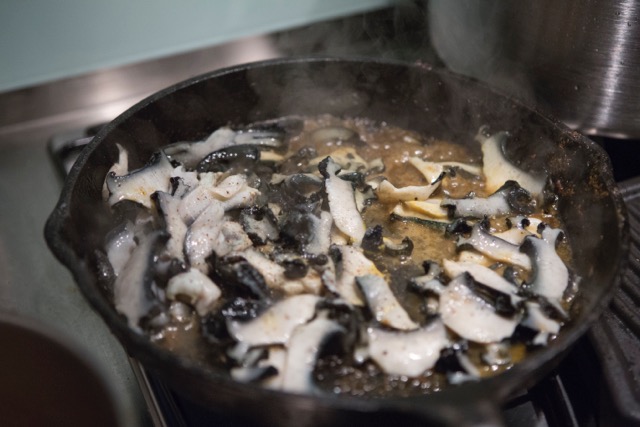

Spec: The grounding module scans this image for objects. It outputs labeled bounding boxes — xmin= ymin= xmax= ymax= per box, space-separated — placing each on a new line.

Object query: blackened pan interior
xmin=45 ymin=57 xmax=628 ymax=426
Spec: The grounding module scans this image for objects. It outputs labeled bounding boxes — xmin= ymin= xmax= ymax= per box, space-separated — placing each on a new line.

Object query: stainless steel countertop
xmin=0 ymin=5 xmax=433 ymax=425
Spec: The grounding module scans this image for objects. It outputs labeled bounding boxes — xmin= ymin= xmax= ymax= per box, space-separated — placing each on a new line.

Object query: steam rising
xmin=428 ymin=0 xmax=536 ymax=107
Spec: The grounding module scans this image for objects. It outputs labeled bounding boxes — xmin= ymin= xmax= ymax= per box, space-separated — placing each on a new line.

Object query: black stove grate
xmin=587 ymin=177 xmax=640 ymax=426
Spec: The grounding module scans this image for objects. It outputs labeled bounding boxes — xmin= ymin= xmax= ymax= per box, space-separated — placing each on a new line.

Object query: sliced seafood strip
xmin=177 ymin=173 xmax=220 ymax=224
xmin=217 ymin=176 xmax=261 ymax=211
xmin=166 ymin=126 xmax=287 ymax=170
xmin=521 ymin=301 xmax=561 ymax=345
xmin=403 ymin=199 xmax=449 ymax=220
xmin=356 ymin=274 xmax=418 ymax=330
xmin=152 ymin=191 xmax=188 ymax=261
xmin=209 ymin=174 xmax=250 ymax=200
xmin=233 ymin=128 xmax=288 ymax=149
xmin=170 ymin=165 xmax=199 ymax=194
xmin=109 ymin=143 xmax=129 ymax=177
xmin=320 ymin=157 xmax=366 ymax=244
xmin=184 ymin=201 xmax=225 ymax=272
xmin=437 ymin=274 xmax=520 ymax=343
xmin=439 ymin=161 xmax=482 ymax=176
xmin=102 ymin=143 xmax=129 ymax=199
xmin=242 ymin=248 xmax=322 ymax=295
xmin=494 ymin=216 xmax=542 ymax=245
xmin=197 ymin=144 xmax=261 ymax=173
xmin=230 ymin=345 xmax=286 ymax=388
xmin=241 ymin=117 xmax=301 ymax=145
xmin=309 ymin=147 xmax=367 ymax=172
xmin=240 ymin=249 xmax=295 ymax=292
xmin=210 ymin=257 xmax=270 ymax=300
xmin=114 ymin=230 xmax=168 ymax=330
xmin=448 ymin=351 xmax=482 ymax=384
xmin=408 ymin=157 xmax=445 ymax=184
xmin=412 ymin=277 xmax=446 ymax=296
xmin=105 ymin=151 xmax=174 ymax=209
xmin=219 ymin=222 xmax=253 ymax=255
xmin=304 ymin=211 xmax=333 ymax=255
xmin=354 ymin=185 xmax=376 ymax=213
xmin=382 ymin=236 xmax=414 ymax=256
xmin=442 ymin=181 xmax=535 ymax=218
xmin=333 ymin=245 xmax=382 ymax=306
xmin=442 ymin=259 xmax=521 ymax=304
xmin=380 ymin=157 xmax=445 ymax=215
xmin=454 ymin=186 xmax=519 ymax=218
xmin=410 ymin=261 xmax=444 ymax=293
xmin=361 ymin=225 xmax=414 ymax=257
xmin=280 ymin=314 xmax=345 ymax=393
xmin=163 ymin=128 xmax=237 ymax=168
xmin=279 ymin=209 xmax=327 ymax=252
xmin=367 ymin=319 xmax=449 ymax=376
xmin=240 ymin=206 xmax=280 ymax=246
xmin=376 ymin=180 xmax=440 ymax=203
xmin=166 ymin=268 xmax=222 ymax=316
xmin=520 ymin=226 xmax=568 ymax=301
xmin=184 ymin=203 xmax=253 ymax=272
xmin=105 ymin=220 xmax=136 ymax=276
xmin=456 ymin=250 xmax=493 ymax=266
xmin=227 ymin=294 xmax=320 ymax=347
xmin=179 ymin=173 xmax=261 ymax=216
xmin=258 ymin=346 xmax=287 ymax=389
xmin=458 ymin=222 xmax=532 ymax=270
xmin=477 ymin=130 xmax=546 ymax=196
xmin=391 ymin=203 xmax=451 ymax=227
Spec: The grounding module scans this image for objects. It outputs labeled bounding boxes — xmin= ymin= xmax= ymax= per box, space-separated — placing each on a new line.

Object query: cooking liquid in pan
xmin=102 ymin=115 xmax=575 ymax=397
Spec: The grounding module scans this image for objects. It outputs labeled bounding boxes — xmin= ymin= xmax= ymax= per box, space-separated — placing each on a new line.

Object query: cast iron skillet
xmin=45 ymin=57 xmax=628 ymax=426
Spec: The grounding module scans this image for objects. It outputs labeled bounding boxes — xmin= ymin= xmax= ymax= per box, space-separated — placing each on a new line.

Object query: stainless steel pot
xmin=429 ymin=0 xmax=640 ymax=138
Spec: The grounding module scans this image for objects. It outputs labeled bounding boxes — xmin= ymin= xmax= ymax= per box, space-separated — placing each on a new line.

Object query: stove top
xmin=2 ymin=4 xmax=639 ymax=426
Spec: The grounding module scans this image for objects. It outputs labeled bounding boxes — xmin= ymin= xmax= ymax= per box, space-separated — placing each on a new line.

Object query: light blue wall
xmin=0 ymin=0 xmax=392 ymax=92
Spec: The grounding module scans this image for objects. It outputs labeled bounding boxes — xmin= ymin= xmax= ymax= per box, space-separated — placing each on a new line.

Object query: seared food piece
xmin=101 ymin=115 xmax=575 ymax=396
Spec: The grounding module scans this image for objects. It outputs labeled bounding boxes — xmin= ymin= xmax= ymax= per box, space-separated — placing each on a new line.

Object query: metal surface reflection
xmin=430 ymin=0 xmax=640 ymax=138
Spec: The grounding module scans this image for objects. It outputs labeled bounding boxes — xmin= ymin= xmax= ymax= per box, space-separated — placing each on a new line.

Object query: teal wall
xmin=0 ymin=0 xmax=391 ymax=92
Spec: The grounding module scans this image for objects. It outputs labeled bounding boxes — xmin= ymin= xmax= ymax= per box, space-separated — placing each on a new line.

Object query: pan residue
xmin=100 ymin=115 xmax=577 ymax=397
